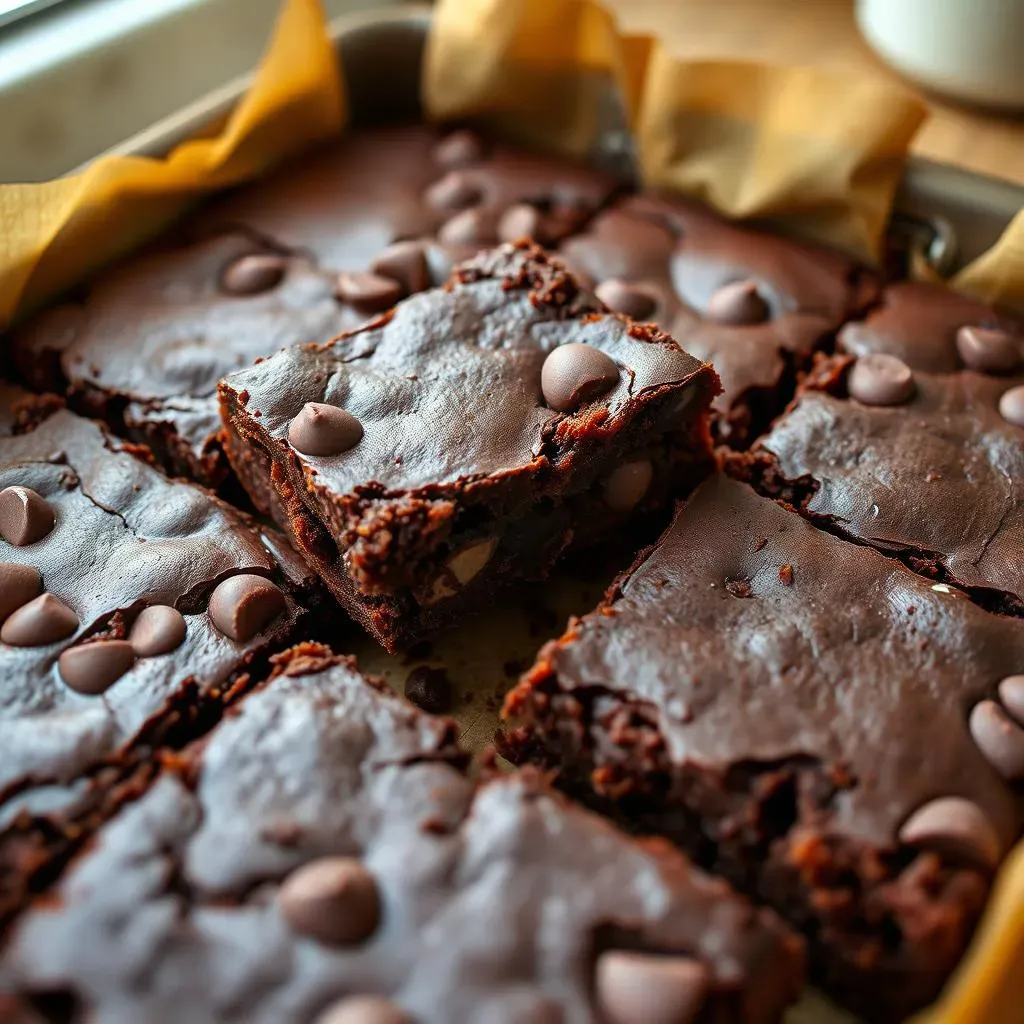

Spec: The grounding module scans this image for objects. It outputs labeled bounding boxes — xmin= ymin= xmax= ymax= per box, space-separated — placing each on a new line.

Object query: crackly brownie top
xmin=12 ymin=127 xmax=618 ymax=471
xmin=559 ymin=195 xmax=876 ymax=425
xmin=0 ymin=404 xmax=308 ymax=813
xmin=515 ymin=475 xmax=1024 ymax=866
xmin=756 ymin=284 xmax=1024 ymax=606
xmin=221 ymin=242 xmax=716 ymax=498
xmin=0 ymin=645 xmax=800 ymax=1024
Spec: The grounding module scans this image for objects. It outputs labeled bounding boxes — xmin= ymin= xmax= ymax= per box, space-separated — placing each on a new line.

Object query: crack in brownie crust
xmin=0 ymin=644 xmax=803 ymax=1024
xmin=502 ymin=475 xmax=1024 ymax=1022
xmin=220 ymin=242 xmax=719 ymax=651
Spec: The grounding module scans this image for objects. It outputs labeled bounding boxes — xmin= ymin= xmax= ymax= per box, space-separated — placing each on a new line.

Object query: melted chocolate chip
xmin=0 ymin=486 xmax=55 ymax=546
xmin=59 ymin=640 xmax=135 ymax=696
xmin=596 ymin=951 xmax=709 ymax=1024
xmin=847 ymin=354 xmax=916 ymax=406
xmin=277 ymin=857 xmax=381 ymax=947
xmin=898 ymin=796 xmax=1001 ymax=871
xmin=0 ymin=563 xmax=42 ymax=623
xmin=540 ymin=343 xmax=619 ymax=412
xmin=497 ymin=203 xmax=543 ymax=243
xmin=404 ymin=666 xmax=453 ymax=713
xmin=425 ymin=171 xmax=482 ymax=212
xmin=955 ymin=325 xmax=1021 ymax=374
xmin=999 ymin=675 xmax=1024 ymax=723
xmin=208 ymin=574 xmax=285 ymax=642
xmin=998 ymin=384 xmax=1024 ymax=427
xmin=221 ymin=254 xmax=288 ymax=296
xmin=595 ymin=279 xmax=657 ymax=321
xmin=969 ymin=700 xmax=1024 ymax=780
xmin=129 ymin=605 xmax=187 ymax=657
xmin=335 ymin=272 xmax=403 ymax=313
xmin=371 ymin=242 xmax=430 ymax=296
xmin=288 ymin=403 xmax=364 ymax=457
xmin=1 ymin=592 xmax=78 ymax=647
xmin=433 ymin=130 xmax=484 ymax=169
xmin=706 ymin=280 xmax=770 ymax=325
xmin=602 ymin=460 xmax=654 ymax=512
xmin=437 ymin=208 xmax=492 ymax=246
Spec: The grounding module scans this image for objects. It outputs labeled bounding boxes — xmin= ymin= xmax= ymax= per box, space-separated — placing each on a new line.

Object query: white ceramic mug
xmin=857 ymin=0 xmax=1024 ymax=109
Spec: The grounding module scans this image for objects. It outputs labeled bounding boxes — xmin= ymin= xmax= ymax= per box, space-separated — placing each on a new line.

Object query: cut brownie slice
xmin=503 ymin=475 xmax=1024 ymax=1022
xmin=559 ymin=195 xmax=878 ymax=446
xmin=12 ymin=126 xmax=618 ymax=486
xmin=739 ymin=283 xmax=1024 ymax=614
xmin=0 ymin=397 xmax=315 ymax=924
xmin=0 ymin=643 xmax=803 ymax=1024
xmin=220 ymin=242 xmax=719 ymax=652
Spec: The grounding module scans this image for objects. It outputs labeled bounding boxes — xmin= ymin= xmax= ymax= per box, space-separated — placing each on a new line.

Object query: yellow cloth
xmin=0 ymin=0 xmax=345 ymax=326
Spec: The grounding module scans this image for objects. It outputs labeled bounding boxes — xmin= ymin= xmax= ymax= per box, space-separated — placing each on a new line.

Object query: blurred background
xmin=0 ymin=0 xmax=1022 ymax=184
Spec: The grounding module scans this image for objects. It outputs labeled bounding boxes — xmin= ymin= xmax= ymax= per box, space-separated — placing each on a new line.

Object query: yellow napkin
xmin=0 ymin=0 xmax=345 ymax=326
xmin=955 ymin=209 xmax=1024 ymax=310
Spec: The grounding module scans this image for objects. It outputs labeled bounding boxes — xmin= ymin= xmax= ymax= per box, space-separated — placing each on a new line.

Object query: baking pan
xmin=67 ymin=6 xmax=1024 ymax=1023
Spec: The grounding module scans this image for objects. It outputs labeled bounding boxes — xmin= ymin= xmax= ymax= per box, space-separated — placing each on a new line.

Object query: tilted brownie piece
xmin=0 ymin=399 xmax=314 ymax=925
xmin=220 ymin=242 xmax=719 ymax=652
xmin=503 ymin=475 xmax=1024 ymax=1022
xmin=740 ymin=283 xmax=1024 ymax=614
xmin=0 ymin=644 xmax=803 ymax=1024
xmin=559 ymin=195 xmax=878 ymax=446
xmin=12 ymin=126 xmax=618 ymax=486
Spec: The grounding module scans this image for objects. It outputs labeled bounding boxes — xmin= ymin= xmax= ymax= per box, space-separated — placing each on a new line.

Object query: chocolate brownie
xmin=503 ymin=475 xmax=1024 ymax=1021
xmin=559 ymin=195 xmax=878 ymax=446
xmin=0 ymin=398 xmax=315 ymax=925
xmin=0 ymin=644 xmax=803 ymax=1024
xmin=220 ymin=242 xmax=719 ymax=652
xmin=740 ymin=283 xmax=1024 ymax=613
xmin=12 ymin=127 xmax=618 ymax=486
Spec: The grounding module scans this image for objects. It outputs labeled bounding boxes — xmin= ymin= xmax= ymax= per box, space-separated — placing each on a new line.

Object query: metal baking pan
xmin=69 ymin=6 xmax=1024 ymax=1023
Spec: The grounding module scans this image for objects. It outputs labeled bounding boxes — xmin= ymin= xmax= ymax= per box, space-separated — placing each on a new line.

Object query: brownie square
xmin=504 ymin=475 xmax=1024 ymax=1021
xmin=220 ymin=242 xmax=719 ymax=652
xmin=741 ymin=282 xmax=1024 ymax=613
xmin=12 ymin=126 xmax=618 ymax=487
xmin=0 ymin=396 xmax=315 ymax=924
xmin=0 ymin=643 xmax=803 ymax=1024
xmin=559 ymin=194 xmax=878 ymax=446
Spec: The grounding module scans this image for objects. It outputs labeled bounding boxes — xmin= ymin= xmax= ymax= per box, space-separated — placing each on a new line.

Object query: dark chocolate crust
xmin=0 ymin=644 xmax=803 ymax=1024
xmin=220 ymin=242 xmax=719 ymax=651
xmin=559 ymin=195 xmax=878 ymax=446
xmin=503 ymin=475 xmax=1024 ymax=1021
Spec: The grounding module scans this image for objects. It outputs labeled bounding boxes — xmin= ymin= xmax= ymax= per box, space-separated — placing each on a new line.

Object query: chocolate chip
xmin=437 ymin=208 xmax=493 ymax=246
xmin=433 ymin=129 xmax=483 ymax=168
xmin=0 ymin=486 xmax=55 ymax=546
xmin=596 ymin=950 xmax=709 ymax=1024
xmin=221 ymin=254 xmax=287 ymax=296
xmin=335 ymin=272 xmax=403 ymax=313
xmin=314 ymin=996 xmax=413 ymax=1024
xmin=595 ymin=279 xmax=657 ymax=321
xmin=1 ymin=593 xmax=78 ymax=646
xmin=603 ymin=460 xmax=654 ymax=512
xmin=371 ymin=242 xmax=430 ymax=295
xmin=425 ymin=171 xmax=482 ymax=212
xmin=998 ymin=675 xmax=1024 ymax=723
xmin=969 ymin=700 xmax=1024 ymax=780
xmin=847 ymin=353 xmax=916 ymax=407
xmin=541 ymin=343 xmax=619 ymax=412
xmin=405 ymin=666 xmax=453 ymax=713
xmin=898 ymin=796 xmax=1001 ymax=871
xmin=208 ymin=574 xmax=285 ymax=642
xmin=288 ymin=403 xmax=364 ymax=457
xmin=706 ymin=280 xmax=770 ymax=325
xmin=0 ymin=563 xmax=42 ymax=623
xmin=497 ymin=203 xmax=543 ymax=243
xmin=59 ymin=640 xmax=135 ymax=695
xmin=998 ymin=384 xmax=1024 ymax=427
xmin=956 ymin=325 xmax=1021 ymax=373
xmin=277 ymin=857 xmax=381 ymax=946
xmin=779 ymin=564 xmax=794 ymax=586
xmin=129 ymin=605 xmax=187 ymax=657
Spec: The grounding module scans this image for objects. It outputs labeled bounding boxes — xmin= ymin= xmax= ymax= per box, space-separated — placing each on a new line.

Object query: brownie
xmin=0 ymin=398 xmax=315 ymax=925
xmin=12 ymin=126 xmax=618 ymax=486
xmin=740 ymin=282 xmax=1024 ymax=613
xmin=220 ymin=242 xmax=719 ymax=652
xmin=503 ymin=474 xmax=1024 ymax=1022
xmin=559 ymin=195 xmax=878 ymax=446
xmin=0 ymin=643 xmax=803 ymax=1024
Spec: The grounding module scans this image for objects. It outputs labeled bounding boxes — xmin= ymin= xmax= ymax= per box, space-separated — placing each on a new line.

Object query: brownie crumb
xmin=754 ymin=537 xmax=768 ymax=552
xmin=405 ymin=666 xmax=453 ymax=714
xmin=779 ymin=564 xmax=794 ymax=586
xmin=725 ymin=576 xmax=753 ymax=599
